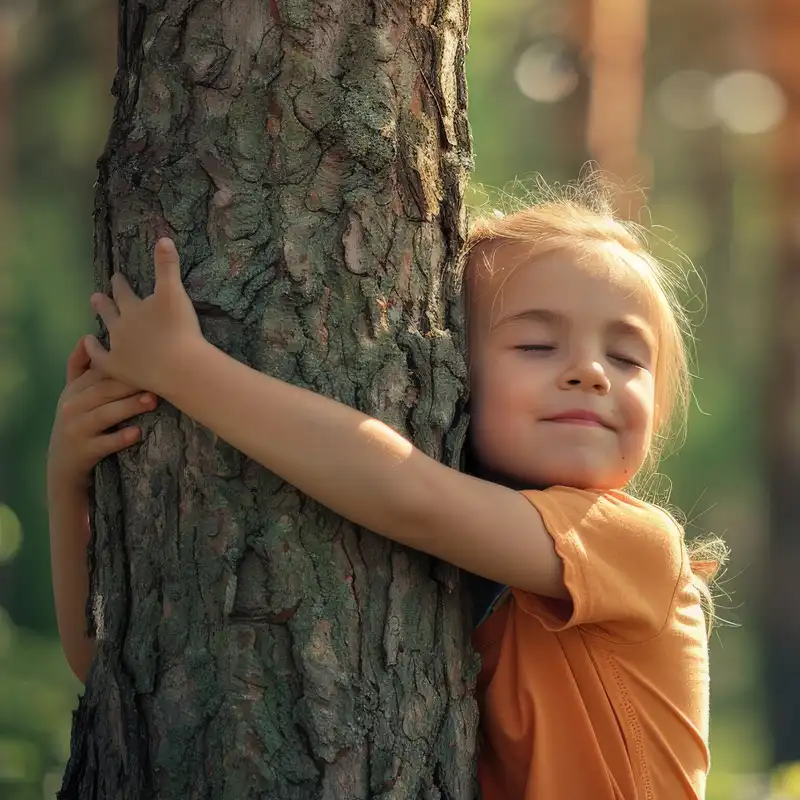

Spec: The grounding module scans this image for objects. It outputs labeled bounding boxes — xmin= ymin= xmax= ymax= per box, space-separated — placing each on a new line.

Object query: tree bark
xmin=60 ymin=1 xmax=477 ymax=798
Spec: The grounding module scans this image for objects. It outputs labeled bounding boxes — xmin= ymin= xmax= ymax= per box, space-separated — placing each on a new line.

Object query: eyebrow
xmin=493 ymin=308 xmax=563 ymax=328
xmin=493 ymin=308 xmax=656 ymax=350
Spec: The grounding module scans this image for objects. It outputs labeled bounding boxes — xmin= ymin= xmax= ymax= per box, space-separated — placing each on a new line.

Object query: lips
xmin=544 ymin=410 xmax=611 ymax=428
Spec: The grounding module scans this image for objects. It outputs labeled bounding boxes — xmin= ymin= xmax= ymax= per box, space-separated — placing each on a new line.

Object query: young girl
xmin=48 ymin=186 xmax=720 ymax=799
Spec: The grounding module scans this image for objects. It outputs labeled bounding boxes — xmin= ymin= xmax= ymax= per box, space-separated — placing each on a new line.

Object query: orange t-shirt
xmin=473 ymin=487 xmax=710 ymax=800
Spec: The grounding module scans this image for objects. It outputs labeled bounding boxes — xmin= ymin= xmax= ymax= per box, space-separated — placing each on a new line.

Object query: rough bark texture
xmin=60 ymin=1 xmax=477 ymax=797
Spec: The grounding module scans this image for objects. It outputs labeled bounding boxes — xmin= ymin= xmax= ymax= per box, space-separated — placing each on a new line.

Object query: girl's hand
xmin=47 ymin=337 xmax=158 ymax=494
xmin=85 ymin=238 xmax=203 ymax=395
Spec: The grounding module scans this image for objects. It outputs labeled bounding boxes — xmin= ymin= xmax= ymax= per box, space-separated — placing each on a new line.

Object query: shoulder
xmin=524 ymin=487 xmax=682 ymax=539
xmin=513 ymin=488 xmax=689 ymax=640
xmin=521 ymin=487 xmax=686 ymax=581
xmin=601 ymin=491 xmax=684 ymax=537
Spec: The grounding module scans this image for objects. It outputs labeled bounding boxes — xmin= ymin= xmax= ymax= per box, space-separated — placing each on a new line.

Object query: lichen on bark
xmin=60 ymin=1 xmax=477 ymax=798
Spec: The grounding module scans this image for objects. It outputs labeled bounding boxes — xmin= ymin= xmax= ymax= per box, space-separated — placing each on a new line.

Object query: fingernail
xmin=139 ymin=394 xmax=154 ymax=405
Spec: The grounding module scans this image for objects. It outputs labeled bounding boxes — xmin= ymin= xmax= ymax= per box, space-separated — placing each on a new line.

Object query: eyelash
xmin=515 ymin=345 xmax=644 ymax=370
xmin=610 ymin=354 xmax=643 ymax=369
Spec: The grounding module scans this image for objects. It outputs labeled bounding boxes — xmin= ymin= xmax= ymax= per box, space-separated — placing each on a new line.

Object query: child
xmin=47 ymin=338 xmax=158 ymax=682
xmin=48 ymin=185 xmax=720 ymax=799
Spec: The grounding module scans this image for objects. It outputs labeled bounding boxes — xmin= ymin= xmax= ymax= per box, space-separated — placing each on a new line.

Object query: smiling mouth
xmin=543 ymin=410 xmax=614 ymax=429
xmin=545 ymin=417 xmax=606 ymax=428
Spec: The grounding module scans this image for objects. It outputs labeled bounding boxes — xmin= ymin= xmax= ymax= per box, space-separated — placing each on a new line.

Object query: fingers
xmin=61 ymin=372 xmax=151 ymax=421
xmin=80 ymin=376 xmax=152 ymax=408
xmin=91 ymin=392 xmax=156 ymax=434
xmin=53 ymin=383 xmax=155 ymax=469
xmin=110 ymin=272 xmax=139 ymax=311
xmin=154 ymin=238 xmax=182 ymax=292
xmin=89 ymin=426 xmax=143 ymax=462
xmin=84 ymin=334 xmax=111 ymax=372
xmin=65 ymin=362 xmax=108 ymax=396
xmin=69 ymin=368 xmax=139 ymax=399
xmin=60 ymin=388 xmax=154 ymax=455
xmin=66 ymin=338 xmax=92 ymax=383
xmin=90 ymin=294 xmax=120 ymax=329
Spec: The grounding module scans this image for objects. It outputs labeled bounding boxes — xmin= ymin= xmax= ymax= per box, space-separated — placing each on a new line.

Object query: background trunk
xmin=762 ymin=0 xmax=800 ymax=768
xmin=584 ymin=0 xmax=649 ymax=218
xmin=60 ymin=1 xmax=476 ymax=798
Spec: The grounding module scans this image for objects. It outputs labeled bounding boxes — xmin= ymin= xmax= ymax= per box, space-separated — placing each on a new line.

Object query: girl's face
xmin=468 ymin=244 xmax=657 ymax=490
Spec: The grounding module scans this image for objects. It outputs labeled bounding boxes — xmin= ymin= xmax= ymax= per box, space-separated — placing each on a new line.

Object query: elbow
xmin=64 ymin=641 xmax=95 ymax=685
xmin=66 ymin=658 xmax=87 ymax=685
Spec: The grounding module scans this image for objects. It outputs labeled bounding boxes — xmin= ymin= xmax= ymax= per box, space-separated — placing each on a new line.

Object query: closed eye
xmin=515 ymin=344 xmax=556 ymax=352
xmin=610 ymin=353 xmax=644 ymax=369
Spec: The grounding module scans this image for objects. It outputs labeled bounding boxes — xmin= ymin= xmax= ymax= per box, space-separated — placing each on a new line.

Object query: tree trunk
xmin=588 ymin=0 xmax=651 ymax=219
xmin=762 ymin=0 xmax=800 ymax=768
xmin=60 ymin=1 xmax=477 ymax=798
xmin=558 ymin=0 xmax=592 ymax=181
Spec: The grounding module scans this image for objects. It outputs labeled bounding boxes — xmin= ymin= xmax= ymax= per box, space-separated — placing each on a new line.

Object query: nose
xmin=557 ymin=357 xmax=611 ymax=395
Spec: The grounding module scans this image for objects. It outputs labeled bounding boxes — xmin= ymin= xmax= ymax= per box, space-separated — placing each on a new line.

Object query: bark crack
xmin=66 ymin=0 xmax=477 ymax=796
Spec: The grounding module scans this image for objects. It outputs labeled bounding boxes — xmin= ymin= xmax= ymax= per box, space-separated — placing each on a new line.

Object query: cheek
xmin=469 ymin=370 xmax=528 ymax=449
xmin=621 ymin=376 xmax=656 ymax=441
xmin=477 ymin=356 xmax=544 ymax=409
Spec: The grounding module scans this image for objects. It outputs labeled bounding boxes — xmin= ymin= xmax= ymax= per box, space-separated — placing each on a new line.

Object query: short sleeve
xmin=513 ymin=487 xmax=685 ymax=643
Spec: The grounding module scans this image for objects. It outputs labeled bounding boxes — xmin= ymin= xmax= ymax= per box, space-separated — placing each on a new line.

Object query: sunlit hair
xmin=454 ymin=173 xmax=729 ymax=630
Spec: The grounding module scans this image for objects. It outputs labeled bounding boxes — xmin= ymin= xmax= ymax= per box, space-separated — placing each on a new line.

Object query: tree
xmin=59 ymin=1 xmax=477 ymax=797
xmin=761 ymin=0 xmax=800 ymax=769
xmin=581 ymin=0 xmax=650 ymax=218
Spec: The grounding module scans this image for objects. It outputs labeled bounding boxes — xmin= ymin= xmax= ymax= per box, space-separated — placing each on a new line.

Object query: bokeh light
xmin=0 ymin=504 xmax=22 ymax=565
xmin=514 ymin=41 xmax=579 ymax=103
xmin=657 ymin=69 xmax=717 ymax=131
xmin=712 ymin=71 xmax=786 ymax=135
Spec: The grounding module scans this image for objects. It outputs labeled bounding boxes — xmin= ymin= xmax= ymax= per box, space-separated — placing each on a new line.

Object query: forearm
xmin=164 ymin=341 xmax=438 ymax=552
xmin=47 ymin=481 xmax=95 ymax=683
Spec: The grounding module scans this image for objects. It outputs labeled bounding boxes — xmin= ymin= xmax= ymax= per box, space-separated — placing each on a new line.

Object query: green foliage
xmin=0 ymin=611 xmax=81 ymax=799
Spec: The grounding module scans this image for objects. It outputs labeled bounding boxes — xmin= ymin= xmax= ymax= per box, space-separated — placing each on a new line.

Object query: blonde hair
xmin=457 ymin=175 xmax=729 ymax=630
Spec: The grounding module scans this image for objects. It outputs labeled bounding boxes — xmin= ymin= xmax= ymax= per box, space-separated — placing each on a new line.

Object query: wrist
xmin=159 ymin=336 xmax=217 ymax=405
xmin=46 ymin=469 xmax=90 ymax=508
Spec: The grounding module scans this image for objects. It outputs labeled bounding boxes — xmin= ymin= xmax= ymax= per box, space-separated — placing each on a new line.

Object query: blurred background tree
xmin=760 ymin=0 xmax=800 ymax=774
xmin=1 ymin=0 xmax=795 ymax=797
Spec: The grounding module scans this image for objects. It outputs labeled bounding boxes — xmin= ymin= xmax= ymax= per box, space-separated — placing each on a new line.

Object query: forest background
xmin=0 ymin=1 xmax=795 ymax=798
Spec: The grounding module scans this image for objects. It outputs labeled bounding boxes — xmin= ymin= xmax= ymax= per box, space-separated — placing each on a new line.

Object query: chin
xmin=534 ymin=464 xmax=617 ymax=491
xmin=470 ymin=450 xmax=621 ymax=492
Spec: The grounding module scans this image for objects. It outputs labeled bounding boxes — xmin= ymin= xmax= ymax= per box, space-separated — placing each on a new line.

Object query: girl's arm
xmin=163 ymin=339 xmax=568 ymax=599
xmin=85 ymin=240 xmax=566 ymax=599
xmin=48 ymin=485 xmax=95 ymax=683
xmin=48 ymin=337 xmax=157 ymax=683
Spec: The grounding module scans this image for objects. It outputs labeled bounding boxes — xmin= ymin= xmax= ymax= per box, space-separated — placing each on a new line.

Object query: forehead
xmin=470 ymin=241 xmax=658 ymax=330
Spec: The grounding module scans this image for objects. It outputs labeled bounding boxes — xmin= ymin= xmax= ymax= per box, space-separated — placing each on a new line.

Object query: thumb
xmin=154 ymin=238 xmax=182 ymax=292
xmin=84 ymin=335 xmax=112 ymax=375
xmin=66 ymin=337 xmax=92 ymax=383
